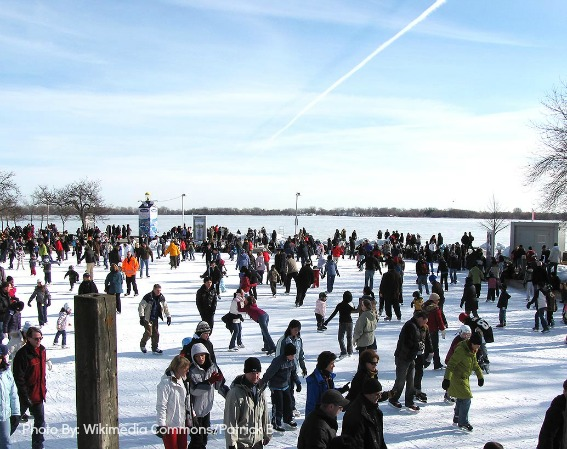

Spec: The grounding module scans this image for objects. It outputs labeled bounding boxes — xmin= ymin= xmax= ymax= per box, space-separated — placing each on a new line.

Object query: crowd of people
xmin=0 ymin=222 xmax=564 ymax=449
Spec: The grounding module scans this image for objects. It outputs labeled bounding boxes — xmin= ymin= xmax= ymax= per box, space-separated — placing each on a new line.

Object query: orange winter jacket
xmin=122 ymin=255 xmax=139 ymax=277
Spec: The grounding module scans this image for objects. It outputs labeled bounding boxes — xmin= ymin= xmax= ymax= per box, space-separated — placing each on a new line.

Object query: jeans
xmin=338 ymin=322 xmax=353 ymax=355
xmin=139 ymin=258 xmax=149 ymax=277
xmin=326 ymin=275 xmax=336 ymax=293
xmin=229 ymin=322 xmax=242 ymax=349
xmin=53 ymin=330 xmax=67 ymax=346
xmin=454 ymin=398 xmax=471 ymax=426
xmin=417 ymin=275 xmax=429 ymax=294
xmin=450 ymin=269 xmax=458 ymax=284
xmin=431 ymin=331 xmax=442 ymax=368
xmin=414 ymin=354 xmax=424 ymax=391
xmin=392 ymin=357 xmax=415 ymax=406
xmin=499 ymin=307 xmax=507 ymax=325
xmin=258 ymin=314 xmax=276 ymax=352
xmin=37 ymin=304 xmax=48 ymax=326
xmin=534 ymin=308 xmax=549 ymax=330
xmin=0 ymin=419 xmax=10 ymax=449
xmin=365 ymin=270 xmax=375 ymax=290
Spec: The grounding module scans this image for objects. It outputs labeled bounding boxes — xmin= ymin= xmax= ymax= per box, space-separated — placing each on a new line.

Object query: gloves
xmin=23 ymin=396 xmax=33 ymax=408
xmin=46 ymin=360 xmax=53 ymax=371
xmin=441 ymin=329 xmax=446 ymax=339
xmin=295 ymin=382 xmax=302 ymax=392
xmin=167 ymin=316 xmax=171 ymax=326
xmin=338 ymin=382 xmax=350 ymax=394
xmin=27 ymin=302 xmax=32 ymax=307
xmin=155 ymin=426 xmax=167 ymax=439
xmin=418 ymin=342 xmax=425 ymax=354
xmin=410 ymin=302 xmax=414 ymax=308
xmin=478 ymin=378 xmax=484 ymax=387
xmin=302 ymin=370 xmax=307 ymax=378
xmin=526 ymin=303 xmax=530 ymax=309
xmin=139 ymin=317 xmax=146 ymax=326
xmin=10 ymin=415 xmax=20 ymax=435
xmin=208 ymin=371 xmax=224 ymax=384
xmin=442 ymin=379 xmax=450 ymax=390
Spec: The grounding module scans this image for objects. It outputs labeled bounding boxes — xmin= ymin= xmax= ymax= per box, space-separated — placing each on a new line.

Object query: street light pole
xmin=181 ymin=194 xmax=186 ymax=227
xmin=295 ymin=192 xmax=301 ymax=236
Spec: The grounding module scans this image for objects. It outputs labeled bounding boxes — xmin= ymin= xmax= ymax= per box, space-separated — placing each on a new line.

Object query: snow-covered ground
xmin=6 ymin=253 xmax=566 ymax=449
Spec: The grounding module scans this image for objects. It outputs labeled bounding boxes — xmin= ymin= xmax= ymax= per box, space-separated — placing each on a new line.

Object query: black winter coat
xmin=297 ymin=408 xmax=338 ymax=449
xmin=537 ymin=393 xmax=566 ymax=449
xmin=342 ymin=395 xmax=387 ymax=449
xmin=394 ymin=318 xmax=421 ymax=362
xmin=460 ymin=279 xmax=477 ymax=312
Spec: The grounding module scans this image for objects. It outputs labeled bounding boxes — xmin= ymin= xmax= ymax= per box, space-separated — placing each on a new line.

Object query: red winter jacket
xmin=13 ymin=344 xmax=47 ymax=404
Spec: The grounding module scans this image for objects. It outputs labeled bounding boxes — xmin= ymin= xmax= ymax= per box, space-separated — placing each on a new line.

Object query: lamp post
xmin=295 ymin=192 xmax=301 ymax=236
xmin=181 ymin=193 xmax=186 ymax=226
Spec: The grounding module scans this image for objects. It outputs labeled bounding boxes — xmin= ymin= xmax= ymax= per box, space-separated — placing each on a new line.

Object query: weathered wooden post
xmin=74 ymin=293 xmax=119 ymax=449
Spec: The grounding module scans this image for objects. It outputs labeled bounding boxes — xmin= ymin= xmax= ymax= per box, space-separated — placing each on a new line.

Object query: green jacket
xmin=444 ymin=340 xmax=483 ymax=399
xmin=468 ymin=266 xmax=484 ymax=284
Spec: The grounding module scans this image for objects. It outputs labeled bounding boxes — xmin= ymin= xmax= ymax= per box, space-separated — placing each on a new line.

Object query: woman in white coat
xmin=156 ymin=355 xmax=191 ymax=449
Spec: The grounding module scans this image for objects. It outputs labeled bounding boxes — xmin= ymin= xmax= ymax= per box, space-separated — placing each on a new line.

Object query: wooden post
xmin=74 ymin=293 xmax=119 ymax=449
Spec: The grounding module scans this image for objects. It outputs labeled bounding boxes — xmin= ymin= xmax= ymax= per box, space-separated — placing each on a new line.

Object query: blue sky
xmin=2 ymin=0 xmax=567 ymax=212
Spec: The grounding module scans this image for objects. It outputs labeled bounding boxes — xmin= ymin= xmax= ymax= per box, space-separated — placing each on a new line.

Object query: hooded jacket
xmin=189 ymin=343 xmax=223 ymax=417
xmin=353 ymin=309 xmax=377 ymax=348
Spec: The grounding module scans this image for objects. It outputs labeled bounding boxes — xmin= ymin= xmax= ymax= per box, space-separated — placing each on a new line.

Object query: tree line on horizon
xmin=2 ymin=170 xmax=567 ymax=231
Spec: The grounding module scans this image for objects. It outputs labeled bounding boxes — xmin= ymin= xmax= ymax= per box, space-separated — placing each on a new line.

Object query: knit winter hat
xmin=195 ymin=321 xmax=211 ymax=335
xmin=428 ymin=293 xmax=440 ymax=302
xmin=458 ymin=312 xmax=469 ymax=323
xmin=459 ymin=325 xmax=471 ymax=335
xmin=470 ymin=333 xmax=482 ymax=345
xmin=343 ymin=291 xmax=353 ymax=302
xmin=362 ymin=378 xmax=383 ymax=394
xmin=244 ymin=357 xmax=262 ymax=373
xmin=483 ymin=443 xmax=504 ymax=449
xmin=316 ymin=351 xmax=337 ymax=370
xmin=428 ymin=274 xmax=437 ymax=283
xmin=284 ymin=343 xmax=297 ymax=356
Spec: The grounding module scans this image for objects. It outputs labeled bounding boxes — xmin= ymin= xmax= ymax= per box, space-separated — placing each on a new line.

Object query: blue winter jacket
xmin=305 ymin=368 xmax=336 ymax=416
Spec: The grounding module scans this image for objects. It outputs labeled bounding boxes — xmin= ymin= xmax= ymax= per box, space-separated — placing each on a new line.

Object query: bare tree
xmin=32 ymin=185 xmax=58 ymax=227
xmin=527 ymin=81 xmax=567 ymax=210
xmin=60 ymin=179 xmax=108 ymax=230
xmin=0 ymin=171 xmax=21 ymax=229
xmin=480 ymin=196 xmax=509 ymax=257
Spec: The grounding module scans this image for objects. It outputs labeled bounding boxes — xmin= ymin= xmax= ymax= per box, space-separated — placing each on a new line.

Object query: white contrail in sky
xmin=268 ymin=0 xmax=447 ymax=142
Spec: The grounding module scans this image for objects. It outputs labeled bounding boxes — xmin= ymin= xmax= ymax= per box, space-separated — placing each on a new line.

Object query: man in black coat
xmin=295 ymin=261 xmax=314 ymax=307
xmin=379 ymin=262 xmax=402 ymax=320
xmin=196 ymin=277 xmax=218 ymax=331
xmin=298 ymin=389 xmax=349 ymax=449
xmin=537 ymin=378 xmax=567 ymax=449
xmin=389 ymin=311 xmax=428 ymax=411
xmin=342 ymin=378 xmax=387 ymax=449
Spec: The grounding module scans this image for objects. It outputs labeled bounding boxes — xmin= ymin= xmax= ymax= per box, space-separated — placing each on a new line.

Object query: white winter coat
xmin=156 ymin=371 xmax=188 ymax=428
xmin=0 ymin=368 xmax=20 ymax=421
